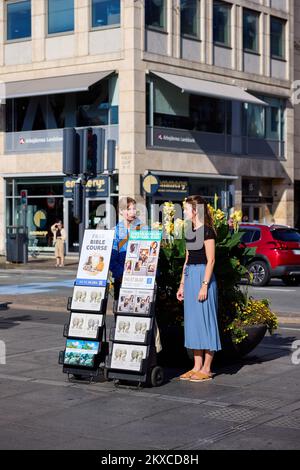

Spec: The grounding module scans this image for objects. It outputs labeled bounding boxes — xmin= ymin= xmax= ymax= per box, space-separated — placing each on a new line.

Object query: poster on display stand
xmin=68 ymin=312 xmax=104 ymax=340
xmin=114 ymin=316 xmax=153 ymax=344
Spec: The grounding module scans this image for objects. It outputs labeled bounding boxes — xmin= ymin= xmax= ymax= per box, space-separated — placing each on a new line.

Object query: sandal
xmin=189 ymin=371 xmax=213 ymax=382
xmin=179 ymin=369 xmax=197 ymax=381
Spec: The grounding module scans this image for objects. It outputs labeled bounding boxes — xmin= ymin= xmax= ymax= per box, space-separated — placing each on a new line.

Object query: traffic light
xmin=20 ymin=190 xmax=28 ymax=207
xmin=107 ymin=139 xmax=116 ymax=174
xmin=63 ymin=128 xmax=78 ymax=176
xmin=73 ymin=182 xmax=83 ymax=224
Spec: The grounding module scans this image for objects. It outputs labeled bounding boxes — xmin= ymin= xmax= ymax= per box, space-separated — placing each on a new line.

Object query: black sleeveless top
xmin=186 ymin=225 xmax=216 ymax=265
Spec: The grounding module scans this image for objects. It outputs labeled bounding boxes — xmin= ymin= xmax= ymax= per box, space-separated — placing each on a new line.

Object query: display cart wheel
xmin=150 ymin=366 xmax=165 ymax=387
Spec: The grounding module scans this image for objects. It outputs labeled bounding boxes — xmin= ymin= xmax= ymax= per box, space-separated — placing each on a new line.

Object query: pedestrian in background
xmin=51 ymin=221 xmax=66 ymax=267
xmin=177 ymin=195 xmax=221 ymax=382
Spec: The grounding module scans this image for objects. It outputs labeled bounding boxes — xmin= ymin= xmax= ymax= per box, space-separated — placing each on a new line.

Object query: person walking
xmin=110 ymin=197 xmax=146 ymax=300
xmin=177 ymin=195 xmax=221 ymax=382
xmin=51 ymin=221 xmax=66 ymax=267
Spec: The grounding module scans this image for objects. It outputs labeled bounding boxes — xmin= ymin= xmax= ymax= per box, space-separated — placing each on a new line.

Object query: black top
xmin=186 ymin=225 xmax=216 ymax=265
xmin=56 ymin=229 xmax=62 ymax=238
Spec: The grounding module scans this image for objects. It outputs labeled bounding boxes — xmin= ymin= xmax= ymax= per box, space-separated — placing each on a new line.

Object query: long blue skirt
xmin=184 ymin=264 xmax=221 ymax=352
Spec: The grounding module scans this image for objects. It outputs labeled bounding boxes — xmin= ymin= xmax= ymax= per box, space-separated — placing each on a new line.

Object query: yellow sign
xmin=33 ymin=210 xmax=47 ymax=229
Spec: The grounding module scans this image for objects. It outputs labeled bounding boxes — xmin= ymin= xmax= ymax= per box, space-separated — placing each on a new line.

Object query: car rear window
xmin=271 ymin=229 xmax=300 ymax=242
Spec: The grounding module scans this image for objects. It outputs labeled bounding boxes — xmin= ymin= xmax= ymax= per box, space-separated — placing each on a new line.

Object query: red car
xmin=239 ymin=223 xmax=300 ymax=286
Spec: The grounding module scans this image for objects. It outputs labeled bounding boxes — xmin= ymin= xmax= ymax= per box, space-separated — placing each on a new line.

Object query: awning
xmin=2 ymin=70 xmax=114 ymax=99
xmin=151 ymin=71 xmax=267 ymax=106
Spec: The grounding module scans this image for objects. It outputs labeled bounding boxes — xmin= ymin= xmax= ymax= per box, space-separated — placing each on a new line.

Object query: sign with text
xmin=64 ymin=176 xmax=109 ymax=198
xmin=74 ymin=230 xmax=114 ymax=304
xmin=120 ymin=230 xmax=162 ymax=290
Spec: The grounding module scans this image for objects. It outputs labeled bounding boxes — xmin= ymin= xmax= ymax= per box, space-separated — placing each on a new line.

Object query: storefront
xmin=142 ymin=171 xmax=237 ymax=222
xmin=5 ymin=174 xmax=118 ymax=256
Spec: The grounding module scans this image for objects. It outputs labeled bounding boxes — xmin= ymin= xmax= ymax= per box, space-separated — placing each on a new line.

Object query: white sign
xmin=110 ymin=344 xmax=148 ymax=372
xmin=75 ymin=230 xmax=114 ymax=288
xmin=71 ymin=286 xmax=105 ymax=312
xmin=114 ymin=316 xmax=151 ymax=343
xmin=121 ymin=231 xmax=161 ymax=290
xmin=68 ymin=312 xmax=104 ymax=339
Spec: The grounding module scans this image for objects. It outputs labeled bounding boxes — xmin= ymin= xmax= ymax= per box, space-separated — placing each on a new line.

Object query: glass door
xmin=66 ymin=200 xmax=79 ymax=254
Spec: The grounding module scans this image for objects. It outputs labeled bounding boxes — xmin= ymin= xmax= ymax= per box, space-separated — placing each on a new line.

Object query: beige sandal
xmin=179 ymin=370 xmax=197 ymax=381
xmin=189 ymin=371 xmax=213 ymax=382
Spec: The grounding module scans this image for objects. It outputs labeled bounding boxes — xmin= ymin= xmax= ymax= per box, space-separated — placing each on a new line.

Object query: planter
xmin=158 ymin=324 xmax=268 ymax=367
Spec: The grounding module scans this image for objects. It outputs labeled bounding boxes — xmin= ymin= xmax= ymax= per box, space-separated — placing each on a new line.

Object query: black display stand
xmin=105 ymin=288 xmax=164 ymax=388
xmin=58 ymin=287 xmax=110 ymax=383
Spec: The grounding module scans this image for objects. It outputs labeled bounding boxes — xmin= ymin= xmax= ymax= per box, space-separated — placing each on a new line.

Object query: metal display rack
xmin=58 ymin=288 xmax=110 ymax=383
xmin=105 ymin=288 xmax=165 ymax=388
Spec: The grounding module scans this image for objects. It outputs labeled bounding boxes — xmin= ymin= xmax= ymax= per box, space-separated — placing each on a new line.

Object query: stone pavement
xmin=0 ymin=304 xmax=299 ymax=450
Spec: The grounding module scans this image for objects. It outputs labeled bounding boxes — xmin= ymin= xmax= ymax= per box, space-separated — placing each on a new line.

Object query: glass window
xmin=272 ymin=229 xmax=300 ymax=242
xmin=243 ymin=9 xmax=259 ymax=53
xmin=48 ymin=0 xmax=74 ymax=34
xmin=271 ymin=17 xmax=285 ymax=59
xmin=243 ymin=102 xmax=265 ymax=138
xmin=240 ymin=230 xmax=255 ymax=244
xmin=145 ymin=0 xmax=166 ymax=29
xmin=213 ymin=0 xmax=231 ymax=47
xmin=181 ymin=0 xmax=200 ymax=39
xmin=92 ymin=0 xmax=120 ymax=28
xmin=7 ymin=0 xmax=31 ymax=40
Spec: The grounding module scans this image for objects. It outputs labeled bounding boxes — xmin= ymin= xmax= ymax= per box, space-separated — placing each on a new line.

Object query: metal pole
xmin=22 ymin=206 xmax=28 ymax=264
xmin=79 ymin=178 xmax=86 ymax=254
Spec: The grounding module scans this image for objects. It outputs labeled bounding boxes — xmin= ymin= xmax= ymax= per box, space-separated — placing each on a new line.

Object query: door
xmin=65 ymin=200 xmax=80 ymax=254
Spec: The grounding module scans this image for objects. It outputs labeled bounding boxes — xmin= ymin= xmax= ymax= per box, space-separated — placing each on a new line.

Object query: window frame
xmin=46 ymin=0 xmax=75 ymax=37
xmin=145 ymin=0 xmax=167 ymax=33
xmin=270 ymin=16 xmax=286 ymax=61
xmin=90 ymin=0 xmax=121 ymax=31
xmin=243 ymin=8 xmax=260 ymax=55
xmin=180 ymin=0 xmax=201 ymax=41
xmin=213 ymin=0 xmax=232 ymax=48
xmin=5 ymin=0 xmax=32 ymax=43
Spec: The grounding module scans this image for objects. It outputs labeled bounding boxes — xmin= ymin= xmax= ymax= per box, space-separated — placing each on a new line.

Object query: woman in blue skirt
xmin=177 ymin=195 xmax=221 ymax=382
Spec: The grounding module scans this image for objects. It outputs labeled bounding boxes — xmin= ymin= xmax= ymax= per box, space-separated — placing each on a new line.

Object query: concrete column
xmin=0 ymin=0 xmax=4 ymax=66
xmin=264 ymin=13 xmax=271 ymax=77
xmin=118 ymin=0 xmax=145 ymax=206
xmin=231 ymin=4 xmax=237 ymax=70
xmin=231 ymin=102 xmax=242 ymax=155
xmin=167 ymin=0 xmax=173 ymax=57
xmin=236 ymin=5 xmax=243 ymax=72
xmin=273 ymin=181 xmax=294 ymax=226
xmin=200 ymin=0 xmax=206 ymax=63
xmin=174 ymin=0 xmax=181 ymax=59
xmin=206 ymin=0 xmax=213 ymax=66
xmin=234 ymin=176 xmax=242 ymax=212
xmin=75 ymin=0 xmax=89 ymax=57
xmin=32 ymin=0 xmax=46 ymax=62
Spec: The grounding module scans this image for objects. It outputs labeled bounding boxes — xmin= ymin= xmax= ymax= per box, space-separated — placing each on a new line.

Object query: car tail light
xmin=267 ymin=241 xmax=289 ymax=250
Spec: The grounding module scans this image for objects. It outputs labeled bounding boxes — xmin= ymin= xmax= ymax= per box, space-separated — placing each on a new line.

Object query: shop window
xmin=145 ymin=0 xmax=166 ymax=30
xmin=92 ymin=0 xmax=120 ymax=28
xmin=213 ymin=0 xmax=231 ymax=47
xmin=271 ymin=16 xmax=286 ymax=59
xmin=243 ymin=97 xmax=285 ymax=141
xmin=48 ymin=0 xmax=74 ymax=35
xmin=243 ymin=8 xmax=260 ymax=53
xmin=181 ymin=0 xmax=200 ymax=39
xmin=7 ymin=0 xmax=31 ymax=41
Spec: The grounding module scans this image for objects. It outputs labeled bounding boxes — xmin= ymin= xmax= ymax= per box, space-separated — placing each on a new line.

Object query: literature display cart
xmin=105 ymin=230 xmax=164 ymax=387
xmin=59 ymin=229 xmax=114 ymax=382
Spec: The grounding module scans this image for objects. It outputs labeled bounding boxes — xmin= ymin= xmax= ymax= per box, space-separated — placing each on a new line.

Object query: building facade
xmin=0 ymin=0 xmax=295 ymax=256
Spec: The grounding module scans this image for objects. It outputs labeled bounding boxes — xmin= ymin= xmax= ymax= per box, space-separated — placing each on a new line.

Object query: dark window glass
xmin=271 ymin=17 xmax=285 ymax=59
xmin=252 ymin=230 xmax=261 ymax=242
xmin=181 ymin=0 xmax=200 ymax=38
xmin=7 ymin=0 xmax=31 ymax=40
xmin=145 ymin=0 xmax=166 ymax=29
xmin=272 ymin=229 xmax=300 ymax=242
xmin=48 ymin=0 xmax=74 ymax=34
xmin=243 ymin=9 xmax=259 ymax=52
xmin=240 ymin=230 xmax=255 ymax=243
xmin=6 ymin=79 xmax=119 ymax=131
xmin=213 ymin=0 xmax=231 ymax=46
xmin=189 ymin=95 xmax=225 ymax=133
xmin=92 ymin=0 xmax=120 ymax=28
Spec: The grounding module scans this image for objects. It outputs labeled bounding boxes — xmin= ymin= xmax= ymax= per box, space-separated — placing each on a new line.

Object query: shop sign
xmin=64 ymin=176 xmax=109 ymax=198
xmin=156 ymin=178 xmax=189 ymax=198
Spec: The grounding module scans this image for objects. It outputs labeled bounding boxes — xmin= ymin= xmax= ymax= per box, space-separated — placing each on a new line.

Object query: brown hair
xmin=185 ymin=195 xmax=216 ymax=234
xmin=118 ymin=197 xmax=136 ymax=212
